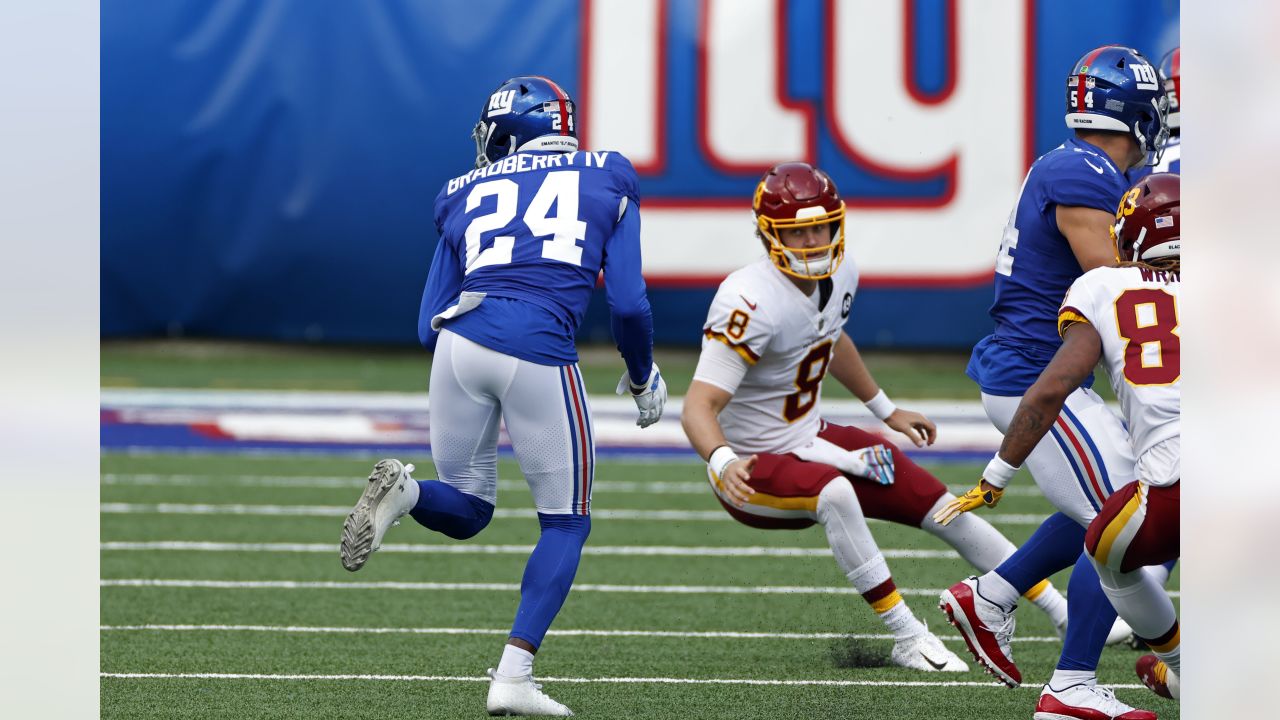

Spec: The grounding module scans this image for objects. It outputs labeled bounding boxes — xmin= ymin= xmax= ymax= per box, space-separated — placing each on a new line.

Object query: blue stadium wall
xmin=102 ymin=0 xmax=1179 ymax=349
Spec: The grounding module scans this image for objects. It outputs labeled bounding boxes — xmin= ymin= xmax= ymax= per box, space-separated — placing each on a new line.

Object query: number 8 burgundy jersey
xmin=1057 ymin=266 xmax=1180 ymax=470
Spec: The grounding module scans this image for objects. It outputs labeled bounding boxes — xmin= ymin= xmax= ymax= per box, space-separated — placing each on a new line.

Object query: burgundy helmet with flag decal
xmin=752 ymin=162 xmax=846 ymax=280
xmin=1111 ymin=172 xmax=1179 ymax=263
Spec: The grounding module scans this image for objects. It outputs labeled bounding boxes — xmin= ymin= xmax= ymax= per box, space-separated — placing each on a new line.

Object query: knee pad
xmin=816 ymin=477 xmax=856 ymax=514
xmin=410 ymin=490 xmax=495 ymax=540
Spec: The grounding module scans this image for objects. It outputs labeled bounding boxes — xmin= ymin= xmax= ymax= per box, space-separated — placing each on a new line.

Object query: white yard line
xmin=97 ymin=578 xmax=1179 ymax=598
xmin=99 ymin=502 xmax=1051 ymax=525
xmin=100 ymin=473 xmax=1044 ymax=497
xmin=98 ymin=623 xmax=1065 ymax=643
xmin=101 ymin=474 xmax=713 ymax=494
xmin=98 ymin=671 xmax=1145 ymax=690
xmin=99 ymin=541 xmax=959 ymax=559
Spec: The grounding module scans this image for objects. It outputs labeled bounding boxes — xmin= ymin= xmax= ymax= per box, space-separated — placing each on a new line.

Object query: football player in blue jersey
xmin=934 ymin=46 xmax=1169 ymax=720
xmin=338 ymin=76 xmax=665 ymax=717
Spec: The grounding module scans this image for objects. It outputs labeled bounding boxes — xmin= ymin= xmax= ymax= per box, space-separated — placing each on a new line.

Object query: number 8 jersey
xmin=697 ymin=255 xmax=859 ymax=455
xmin=1058 ymin=265 xmax=1181 ymax=463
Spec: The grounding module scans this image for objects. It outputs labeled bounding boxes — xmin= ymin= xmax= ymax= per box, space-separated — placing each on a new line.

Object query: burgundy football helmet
xmin=753 ymin=162 xmax=846 ymax=279
xmin=1112 ymin=173 xmax=1179 ymax=263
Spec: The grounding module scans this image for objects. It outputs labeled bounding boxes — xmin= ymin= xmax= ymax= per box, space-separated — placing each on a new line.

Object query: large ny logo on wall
xmin=579 ymin=0 xmax=1032 ymax=285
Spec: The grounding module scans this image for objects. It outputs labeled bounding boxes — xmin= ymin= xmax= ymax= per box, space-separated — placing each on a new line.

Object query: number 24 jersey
xmin=700 ymin=256 xmax=858 ymax=455
xmin=1058 ymin=265 xmax=1180 ymax=462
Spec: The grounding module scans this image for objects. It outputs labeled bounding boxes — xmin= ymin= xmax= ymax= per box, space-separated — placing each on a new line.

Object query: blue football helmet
xmin=1064 ymin=45 xmax=1170 ymax=166
xmin=472 ymin=76 xmax=579 ymax=168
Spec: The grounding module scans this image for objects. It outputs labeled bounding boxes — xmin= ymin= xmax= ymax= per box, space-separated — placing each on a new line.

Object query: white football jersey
xmin=1058 ymin=265 xmax=1180 ymax=463
xmin=699 ymin=256 xmax=859 ymax=455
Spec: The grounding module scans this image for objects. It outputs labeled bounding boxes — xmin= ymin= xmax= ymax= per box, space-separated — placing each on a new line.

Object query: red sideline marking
xmin=190 ymin=422 xmax=233 ymax=440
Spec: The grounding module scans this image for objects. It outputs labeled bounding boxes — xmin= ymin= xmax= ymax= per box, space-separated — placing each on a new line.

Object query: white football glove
xmin=616 ymin=363 xmax=667 ymax=428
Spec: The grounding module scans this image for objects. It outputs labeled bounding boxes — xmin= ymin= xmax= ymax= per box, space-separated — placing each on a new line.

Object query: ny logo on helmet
xmin=487 ymin=90 xmax=517 ymax=117
xmin=1130 ymin=63 xmax=1159 ymax=91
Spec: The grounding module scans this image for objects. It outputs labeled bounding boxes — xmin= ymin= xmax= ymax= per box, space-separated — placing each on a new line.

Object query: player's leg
xmin=974 ymin=389 xmax=1155 ymax=717
xmin=411 ymin=329 xmax=501 ymax=537
xmin=712 ymin=453 xmax=967 ymax=672
xmin=1086 ymin=473 xmax=1181 ymax=699
xmin=816 ymin=422 xmax=1068 ymax=627
xmin=483 ymin=360 xmax=596 ymax=716
xmin=1030 ymin=390 xmax=1152 ymax=704
xmin=969 ymin=390 xmax=1134 ymax=600
xmin=939 ymin=389 xmax=1136 ymax=693
xmin=339 ymin=329 xmax=497 ymax=571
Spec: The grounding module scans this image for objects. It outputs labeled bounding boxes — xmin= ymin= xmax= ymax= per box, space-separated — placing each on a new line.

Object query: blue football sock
xmin=994 ymin=511 xmax=1085 ymax=594
xmin=1056 ymin=550 xmax=1118 ymax=671
xmin=408 ymin=480 xmax=494 ymax=540
xmin=509 ymin=513 xmax=592 ymax=650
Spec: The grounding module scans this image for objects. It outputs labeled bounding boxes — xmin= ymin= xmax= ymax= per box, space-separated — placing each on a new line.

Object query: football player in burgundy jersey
xmin=947 ymin=173 xmax=1182 ymax=704
xmin=682 ymin=162 xmax=1070 ymax=674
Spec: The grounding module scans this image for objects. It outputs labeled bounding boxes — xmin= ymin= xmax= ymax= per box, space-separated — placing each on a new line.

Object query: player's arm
xmin=1057 ymin=205 xmax=1119 ymax=272
xmin=682 ymin=373 xmax=755 ymax=508
xmin=828 ymin=331 xmax=935 ymax=448
xmin=998 ymin=320 xmax=1101 ymax=466
xmin=934 ymin=320 xmax=1103 ymax=525
xmin=601 ymin=195 xmax=665 ymax=427
xmin=417 ymin=233 xmax=464 ymax=353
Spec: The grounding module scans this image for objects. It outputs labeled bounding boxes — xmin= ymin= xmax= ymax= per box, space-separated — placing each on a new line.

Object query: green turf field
xmin=100 ymin=453 xmax=1177 ymax=719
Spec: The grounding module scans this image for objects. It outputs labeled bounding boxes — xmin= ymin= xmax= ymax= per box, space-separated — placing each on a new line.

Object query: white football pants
xmin=429 ymin=329 xmax=594 ymax=515
xmin=981 ymin=387 xmax=1135 ymax=525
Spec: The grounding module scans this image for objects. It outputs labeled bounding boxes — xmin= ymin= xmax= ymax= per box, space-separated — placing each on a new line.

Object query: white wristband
xmin=864 ymin=390 xmax=897 ymax=421
xmin=708 ymin=445 xmax=740 ymax=479
xmin=982 ymin=454 xmax=1020 ymax=489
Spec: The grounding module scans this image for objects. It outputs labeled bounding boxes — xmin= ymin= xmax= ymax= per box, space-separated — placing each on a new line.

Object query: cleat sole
xmin=339 ymin=459 xmax=403 ymax=572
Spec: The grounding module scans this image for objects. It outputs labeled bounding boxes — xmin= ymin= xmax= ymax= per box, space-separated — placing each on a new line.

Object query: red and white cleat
xmin=1033 ymin=682 xmax=1156 ymax=720
xmin=1135 ymin=655 xmax=1179 ymax=700
xmin=939 ymin=577 xmax=1021 ymax=687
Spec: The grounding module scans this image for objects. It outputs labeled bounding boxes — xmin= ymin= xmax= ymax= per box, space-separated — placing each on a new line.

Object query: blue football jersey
xmin=420 ymin=150 xmax=652 ymax=376
xmin=968 ymin=137 xmax=1135 ymax=395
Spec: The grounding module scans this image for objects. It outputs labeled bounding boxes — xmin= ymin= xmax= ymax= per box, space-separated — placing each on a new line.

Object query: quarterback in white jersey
xmin=680 ymin=162 xmax=1069 ymax=673
xmin=704 ymin=253 xmax=860 ymax=457
xmin=941 ymin=173 xmax=1182 ymax=701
